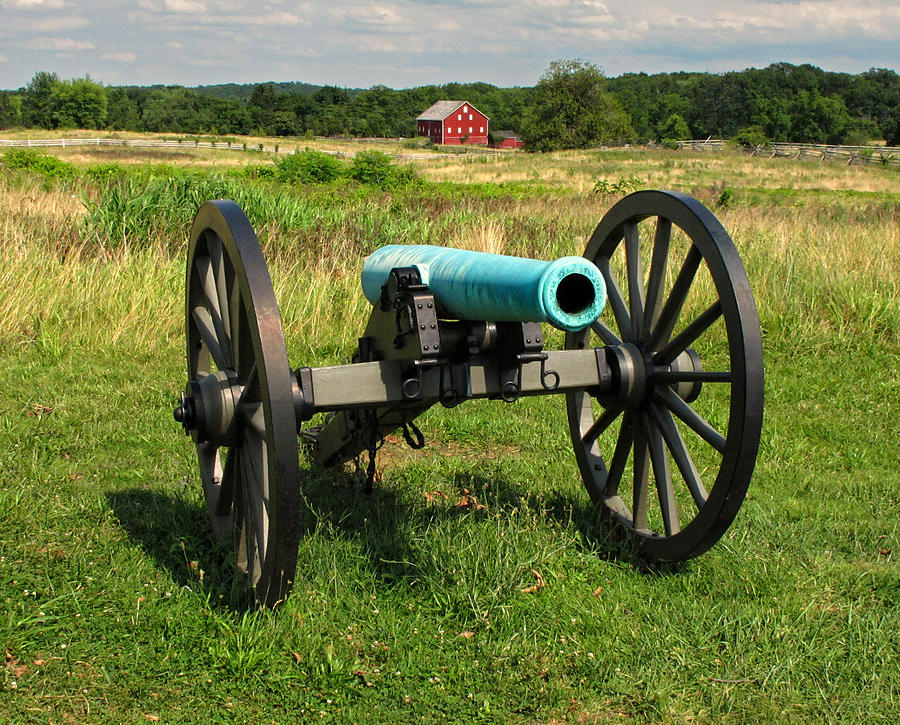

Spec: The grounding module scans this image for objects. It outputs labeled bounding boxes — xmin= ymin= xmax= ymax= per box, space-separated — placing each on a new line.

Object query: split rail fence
xmin=679 ymin=138 xmax=900 ymax=167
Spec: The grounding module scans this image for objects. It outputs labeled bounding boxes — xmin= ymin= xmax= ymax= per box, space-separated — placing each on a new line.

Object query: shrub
xmin=240 ymin=164 xmax=276 ymax=181
xmin=843 ymin=119 xmax=880 ymax=147
xmin=716 ymin=186 xmax=735 ymax=208
xmin=348 ymin=150 xmax=395 ymax=187
xmin=733 ymin=125 xmax=769 ymax=149
xmin=657 ymin=113 xmax=691 ymax=142
xmin=392 ymin=163 xmax=421 ymax=187
xmin=593 ymin=176 xmax=642 ymax=194
xmin=85 ymin=162 xmax=125 ymax=184
xmin=1 ymin=148 xmax=78 ymax=182
xmin=346 ymin=151 xmax=421 ymax=189
xmin=275 ymin=149 xmax=344 ymax=184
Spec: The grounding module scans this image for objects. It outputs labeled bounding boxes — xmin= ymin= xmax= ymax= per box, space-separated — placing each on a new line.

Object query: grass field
xmin=1 ymin=138 xmax=898 ymax=723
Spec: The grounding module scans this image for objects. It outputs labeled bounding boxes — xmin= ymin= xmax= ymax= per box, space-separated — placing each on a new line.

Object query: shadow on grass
xmin=105 ymin=465 xmax=683 ymax=612
xmin=106 ymin=488 xmax=253 ymax=610
xmin=297 ymin=466 xmax=685 ymax=585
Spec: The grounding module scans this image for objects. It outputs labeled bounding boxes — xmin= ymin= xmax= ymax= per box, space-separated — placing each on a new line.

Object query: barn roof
xmin=416 ymin=100 xmax=489 ymax=121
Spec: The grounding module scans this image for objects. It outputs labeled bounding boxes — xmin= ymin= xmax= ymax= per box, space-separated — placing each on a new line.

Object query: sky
xmin=1 ymin=0 xmax=898 ymax=90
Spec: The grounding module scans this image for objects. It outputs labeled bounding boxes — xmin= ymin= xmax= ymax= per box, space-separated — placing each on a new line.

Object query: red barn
xmin=416 ymin=100 xmax=489 ymax=145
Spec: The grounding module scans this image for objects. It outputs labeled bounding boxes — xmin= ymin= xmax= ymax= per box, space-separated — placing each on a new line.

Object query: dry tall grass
xmin=1 ymin=148 xmax=897 ymax=366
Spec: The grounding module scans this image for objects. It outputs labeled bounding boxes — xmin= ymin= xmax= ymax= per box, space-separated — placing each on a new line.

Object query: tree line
xmin=1 ymin=62 xmax=898 ymax=148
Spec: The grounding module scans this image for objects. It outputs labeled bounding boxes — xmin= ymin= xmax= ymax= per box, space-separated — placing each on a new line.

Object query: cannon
xmin=174 ymin=190 xmax=763 ymax=607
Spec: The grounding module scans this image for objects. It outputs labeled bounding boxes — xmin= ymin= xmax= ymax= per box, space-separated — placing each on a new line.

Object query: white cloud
xmin=217 ymin=11 xmax=305 ymax=26
xmin=23 ymin=36 xmax=94 ymax=50
xmin=102 ymin=51 xmax=137 ymax=62
xmin=165 ymin=0 xmax=205 ymax=12
xmin=30 ymin=15 xmax=89 ymax=31
xmin=1 ymin=0 xmax=66 ymax=8
xmin=1 ymin=0 xmax=898 ymax=89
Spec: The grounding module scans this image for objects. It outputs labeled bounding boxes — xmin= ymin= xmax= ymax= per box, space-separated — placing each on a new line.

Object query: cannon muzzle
xmin=361 ymin=245 xmax=606 ymax=331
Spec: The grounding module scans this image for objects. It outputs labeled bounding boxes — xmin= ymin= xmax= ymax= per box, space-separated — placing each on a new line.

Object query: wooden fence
xmin=678 ymin=138 xmax=900 ymax=167
xmin=6 ymin=135 xmax=893 ymax=167
xmin=0 ymin=136 xmax=504 ymax=162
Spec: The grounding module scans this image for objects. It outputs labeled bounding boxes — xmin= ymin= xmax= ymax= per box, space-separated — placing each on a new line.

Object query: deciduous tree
xmin=51 ymin=76 xmax=108 ymax=129
xmin=521 ymin=60 xmax=632 ymax=151
xmin=22 ymin=71 xmax=60 ymax=129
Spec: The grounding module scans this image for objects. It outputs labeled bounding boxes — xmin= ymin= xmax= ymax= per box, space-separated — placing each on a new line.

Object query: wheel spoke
xmin=582 ymin=406 xmax=622 ymax=448
xmin=237 ymin=480 xmax=260 ymax=583
xmin=632 ymin=416 xmax=650 ymax=531
xmin=604 ymin=411 xmax=634 ymax=496
xmin=649 ymin=403 xmax=708 ymax=508
xmin=624 ymin=221 xmax=644 ymax=336
xmin=655 ymin=386 xmax=727 ymax=454
xmin=232 ymin=484 xmax=247 ymax=570
xmin=591 ymin=319 xmax=622 ymax=346
xmin=197 ymin=441 xmax=217 ymax=486
xmin=644 ymin=411 xmax=679 ymax=535
xmin=196 ymin=254 xmax=234 ymax=366
xmin=652 ymin=370 xmax=732 ymax=384
xmin=243 ymin=401 xmax=266 ymax=441
xmin=598 ymin=257 xmax=632 ymax=341
xmin=654 ymin=301 xmax=723 ymax=366
xmin=641 ymin=217 xmax=671 ymax=340
xmin=649 ymin=245 xmax=702 ymax=349
xmin=191 ymin=305 xmax=228 ymax=371
xmin=209 ymin=235 xmax=233 ymax=346
xmin=240 ymin=438 xmax=269 ymax=573
xmin=196 ymin=255 xmax=220 ymax=319
xmin=215 ymin=446 xmax=237 ymax=517
xmin=236 ymin=363 xmax=258 ymax=409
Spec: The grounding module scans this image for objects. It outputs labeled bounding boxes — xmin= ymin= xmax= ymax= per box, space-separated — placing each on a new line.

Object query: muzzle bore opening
xmin=556 ymin=273 xmax=597 ymax=315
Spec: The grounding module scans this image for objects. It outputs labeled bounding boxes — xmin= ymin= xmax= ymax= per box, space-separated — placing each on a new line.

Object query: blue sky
xmin=1 ymin=0 xmax=898 ymax=90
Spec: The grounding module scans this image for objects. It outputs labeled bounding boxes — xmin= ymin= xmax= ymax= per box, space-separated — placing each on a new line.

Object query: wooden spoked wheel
xmin=566 ymin=190 xmax=763 ymax=561
xmin=177 ymin=200 xmax=300 ymax=606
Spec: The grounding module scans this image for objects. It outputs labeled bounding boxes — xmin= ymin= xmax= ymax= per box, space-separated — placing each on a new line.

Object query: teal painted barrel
xmin=361 ymin=245 xmax=606 ymax=331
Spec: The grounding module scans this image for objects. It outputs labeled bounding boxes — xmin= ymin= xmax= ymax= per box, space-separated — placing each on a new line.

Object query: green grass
xmin=1 ymin=148 xmax=898 ymax=722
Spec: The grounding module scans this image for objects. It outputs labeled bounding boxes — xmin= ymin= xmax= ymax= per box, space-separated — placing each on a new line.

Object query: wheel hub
xmin=173 ymin=369 xmax=242 ymax=445
xmin=607 ymin=344 xmax=703 ymax=408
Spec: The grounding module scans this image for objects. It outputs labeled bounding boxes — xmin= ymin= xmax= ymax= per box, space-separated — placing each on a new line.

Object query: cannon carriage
xmin=173 ymin=190 xmax=764 ymax=607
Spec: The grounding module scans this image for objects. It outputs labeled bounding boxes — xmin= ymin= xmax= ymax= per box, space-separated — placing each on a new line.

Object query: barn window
xmin=480 ymin=127 xmax=484 ymax=133
xmin=457 ymin=114 xmax=462 ymax=120
xmin=463 ymin=105 xmax=468 ymax=112
xmin=458 ymin=127 xmax=462 ymax=134
xmin=469 ymin=114 xmax=473 ymax=120
xmin=469 ymin=127 xmax=473 ymax=133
